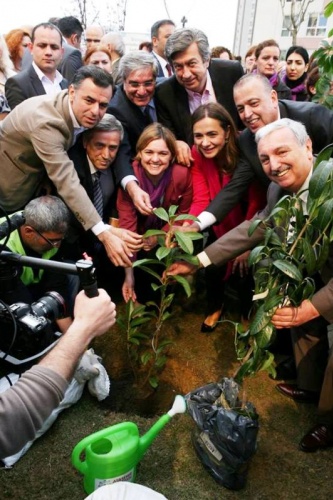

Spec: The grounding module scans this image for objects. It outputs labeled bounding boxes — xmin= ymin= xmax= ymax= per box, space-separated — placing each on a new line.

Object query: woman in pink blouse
xmin=190 ymin=102 xmax=266 ymax=332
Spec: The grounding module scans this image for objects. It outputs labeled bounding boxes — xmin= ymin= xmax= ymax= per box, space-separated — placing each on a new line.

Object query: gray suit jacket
xmin=5 ymin=64 xmax=68 ymax=110
xmin=58 ymin=44 xmax=83 ymax=83
xmin=204 ymin=182 xmax=333 ymax=323
xmin=0 ymin=90 xmax=101 ymax=230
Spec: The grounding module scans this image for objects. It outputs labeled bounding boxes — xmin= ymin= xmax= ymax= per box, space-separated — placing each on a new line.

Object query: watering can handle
xmin=71 ymin=422 xmax=138 ymax=473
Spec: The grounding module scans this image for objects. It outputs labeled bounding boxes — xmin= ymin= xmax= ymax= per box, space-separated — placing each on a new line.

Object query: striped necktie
xmin=92 ymin=171 xmax=104 ymax=218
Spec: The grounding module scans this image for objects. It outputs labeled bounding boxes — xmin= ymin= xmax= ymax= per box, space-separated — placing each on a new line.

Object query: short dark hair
xmin=71 ymin=65 xmax=114 ymax=90
xmin=151 ymin=19 xmax=175 ymax=39
xmin=57 ymin=16 xmax=83 ymax=38
xmin=31 ymin=22 xmax=63 ymax=45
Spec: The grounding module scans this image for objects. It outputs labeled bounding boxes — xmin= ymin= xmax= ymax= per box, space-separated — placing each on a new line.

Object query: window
xmin=281 ymin=16 xmax=292 ymax=37
xmin=306 ymin=13 xmax=327 ymax=36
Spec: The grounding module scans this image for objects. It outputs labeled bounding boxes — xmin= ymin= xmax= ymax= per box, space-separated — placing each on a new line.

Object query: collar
xmin=88 ymin=155 xmax=98 ymax=175
xmin=68 ymin=100 xmax=86 ymax=133
xmin=32 ymin=61 xmax=63 ymax=84
xmin=297 ymin=167 xmax=312 ymax=203
xmin=185 ymin=70 xmax=214 ymax=99
xmin=153 ymin=51 xmax=168 ymax=69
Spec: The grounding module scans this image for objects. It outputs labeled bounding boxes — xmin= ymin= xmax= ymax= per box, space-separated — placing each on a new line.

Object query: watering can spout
xmin=138 ymin=395 xmax=186 ymax=460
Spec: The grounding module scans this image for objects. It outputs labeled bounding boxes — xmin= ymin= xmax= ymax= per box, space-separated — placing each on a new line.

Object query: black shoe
xmin=200 ymin=311 xmax=222 ymax=333
xmin=270 ymin=356 xmax=297 ymax=380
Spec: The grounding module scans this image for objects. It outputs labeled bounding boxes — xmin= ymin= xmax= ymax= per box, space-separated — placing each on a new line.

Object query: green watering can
xmin=72 ymin=395 xmax=186 ymax=494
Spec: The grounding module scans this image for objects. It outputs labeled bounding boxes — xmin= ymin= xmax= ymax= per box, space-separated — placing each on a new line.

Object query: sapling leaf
xmin=256 ymin=323 xmax=274 ymax=348
xmin=156 ymin=246 xmax=171 ymax=260
xmin=315 ymin=198 xmax=333 ymax=229
xmin=309 ymin=160 xmax=333 ymax=198
xmin=272 ymin=260 xmax=303 ymax=281
xmin=153 ymin=207 xmax=169 ymax=222
xmin=248 ymin=218 xmax=264 ymax=236
xmin=302 ymin=238 xmax=317 ymax=275
xmin=143 ymin=229 xmax=166 ymax=237
xmin=250 ymin=304 xmax=272 ymax=335
xmin=168 ymin=205 xmax=178 ymax=217
xmin=175 ymin=231 xmax=194 ymax=254
xmin=141 ymin=352 xmax=152 ymax=365
xmin=173 ymin=214 xmax=199 ymax=222
xmin=149 ymin=376 xmax=159 ymax=388
xmin=172 ymin=274 xmax=192 ymax=297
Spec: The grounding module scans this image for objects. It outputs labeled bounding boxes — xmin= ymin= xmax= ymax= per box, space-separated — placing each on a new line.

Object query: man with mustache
xmin=168 ymin=118 xmax=333 ymax=452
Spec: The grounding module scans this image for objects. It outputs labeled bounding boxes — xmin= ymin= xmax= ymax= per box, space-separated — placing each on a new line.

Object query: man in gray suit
xmin=5 ymin=22 xmax=68 ymax=110
xmin=0 ymin=65 xmax=141 ymax=267
xmin=168 ymin=118 xmax=333 ymax=452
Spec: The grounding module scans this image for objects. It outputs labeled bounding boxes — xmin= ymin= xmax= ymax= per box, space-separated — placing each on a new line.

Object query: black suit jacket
xmin=5 ymin=64 xmax=68 ymax=110
xmin=207 ymin=99 xmax=333 ymax=222
xmin=58 ymin=44 xmax=83 ymax=83
xmin=154 ymin=58 xmax=244 ymax=144
xmin=107 ymin=85 xmax=151 ymax=184
xmin=152 ymin=53 xmax=165 ymax=78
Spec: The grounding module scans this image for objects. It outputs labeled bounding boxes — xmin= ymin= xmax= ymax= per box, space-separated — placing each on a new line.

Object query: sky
xmin=0 ymin=0 xmax=238 ymax=49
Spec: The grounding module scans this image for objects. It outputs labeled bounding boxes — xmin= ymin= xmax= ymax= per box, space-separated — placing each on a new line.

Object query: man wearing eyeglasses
xmin=0 ymin=196 xmax=75 ymax=334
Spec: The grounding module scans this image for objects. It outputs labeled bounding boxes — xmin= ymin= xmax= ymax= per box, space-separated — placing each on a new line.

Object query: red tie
xmin=166 ymin=63 xmax=172 ymax=77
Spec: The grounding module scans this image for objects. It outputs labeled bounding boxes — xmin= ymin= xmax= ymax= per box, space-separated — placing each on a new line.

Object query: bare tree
xmin=65 ymin=0 xmax=128 ymax=31
xmin=279 ymin=0 xmax=314 ymax=45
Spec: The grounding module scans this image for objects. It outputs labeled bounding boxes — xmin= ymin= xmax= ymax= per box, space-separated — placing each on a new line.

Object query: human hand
xmin=122 ymin=269 xmax=137 ymax=303
xmin=175 ymin=140 xmax=193 ymax=167
xmin=271 ymin=299 xmax=320 ymax=329
xmin=143 ymin=235 xmax=158 ymax=251
xmin=98 ymin=229 xmax=133 ymax=267
xmin=232 ymin=250 xmax=251 ymax=277
xmin=73 ymin=289 xmax=116 ymax=338
xmin=166 ymin=260 xmax=199 ymax=277
xmin=110 ymin=226 xmax=143 ymax=252
xmin=126 ymin=181 xmax=153 ymax=215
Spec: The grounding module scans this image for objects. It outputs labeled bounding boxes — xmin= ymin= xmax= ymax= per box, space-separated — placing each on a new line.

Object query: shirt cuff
xmin=197 ymin=211 xmax=217 ymax=231
xmin=197 ymin=251 xmax=212 ymax=268
xmin=121 ymin=175 xmax=138 ymax=190
xmin=91 ymin=222 xmax=109 ymax=236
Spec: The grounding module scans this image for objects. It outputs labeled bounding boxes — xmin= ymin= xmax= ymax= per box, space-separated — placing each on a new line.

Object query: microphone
xmin=0 ymin=212 xmax=25 ymax=240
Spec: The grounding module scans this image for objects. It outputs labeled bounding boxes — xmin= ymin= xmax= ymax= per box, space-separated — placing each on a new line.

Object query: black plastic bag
xmin=185 ymin=378 xmax=259 ymax=490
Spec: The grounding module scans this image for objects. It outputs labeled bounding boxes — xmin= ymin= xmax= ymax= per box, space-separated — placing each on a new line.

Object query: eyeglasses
xmin=31 ymin=227 xmax=64 ymax=247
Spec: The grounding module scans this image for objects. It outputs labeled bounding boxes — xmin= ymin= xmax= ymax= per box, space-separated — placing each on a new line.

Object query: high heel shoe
xmin=200 ymin=310 xmax=223 ymax=333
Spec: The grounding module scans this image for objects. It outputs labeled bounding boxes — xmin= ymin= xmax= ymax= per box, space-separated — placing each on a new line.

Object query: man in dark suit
xmin=107 ymin=50 xmax=159 ymax=216
xmin=192 ymin=73 xmax=333 ymax=232
xmin=154 ymin=27 xmax=244 ymax=164
xmin=151 ymin=19 xmax=175 ymax=78
xmin=57 ymin=16 xmax=83 ymax=83
xmin=67 ymin=114 xmax=126 ymax=292
xmin=5 ymin=22 xmax=68 ymax=110
xmin=168 ymin=118 xmax=333 ymax=452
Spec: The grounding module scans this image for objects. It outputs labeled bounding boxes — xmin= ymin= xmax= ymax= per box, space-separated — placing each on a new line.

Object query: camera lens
xmin=31 ymin=291 xmax=67 ymax=320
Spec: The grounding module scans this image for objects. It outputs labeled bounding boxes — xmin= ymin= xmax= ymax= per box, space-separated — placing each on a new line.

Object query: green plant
xmin=311 ymin=1 xmax=333 ymax=109
xmin=232 ymin=150 xmax=333 ymax=382
xmin=117 ymin=205 xmax=202 ymax=392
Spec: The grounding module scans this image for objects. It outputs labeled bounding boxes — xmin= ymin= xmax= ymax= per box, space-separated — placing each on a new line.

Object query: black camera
xmin=0 ymin=292 xmax=66 ymax=365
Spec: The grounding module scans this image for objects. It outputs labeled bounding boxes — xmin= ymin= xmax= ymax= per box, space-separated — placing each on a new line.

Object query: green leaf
xmin=174 ymin=230 xmax=203 ymax=241
xmin=156 ymin=246 xmax=171 ymax=260
xmin=175 ymin=231 xmax=194 ymax=254
xmin=130 ymin=316 xmax=152 ymax=327
xmin=156 ymin=340 xmax=173 ymax=353
xmin=272 ymin=260 xmax=303 ymax=281
xmin=141 ymin=352 xmax=152 ymax=365
xmin=259 ymin=350 xmax=275 ymax=373
xmin=168 ymin=205 xmax=179 ymax=217
xmin=302 ymin=238 xmax=317 ymax=275
xmin=173 ymin=214 xmax=199 ymax=222
xmin=248 ymin=246 xmax=267 ymax=266
xmin=315 ymin=198 xmax=333 ymax=230
xmin=316 ymin=234 xmax=330 ymax=270
xmin=309 ymin=160 xmax=333 ymax=198
xmin=143 ymin=229 xmax=166 ymax=238
xmin=250 ymin=304 xmax=272 ymax=335
xmin=256 ymin=323 xmax=274 ymax=348
xmin=172 ymin=275 xmax=192 ymax=297
xmin=149 ymin=376 xmax=159 ymax=388
xmin=153 ymin=207 xmax=169 ymax=222
xmin=133 ymin=258 xmax=158 ymax=267
xmin=155 ymin=355 xmax=168 ymax=368
xmin=248 ymin=218 xmax=264 ymax=236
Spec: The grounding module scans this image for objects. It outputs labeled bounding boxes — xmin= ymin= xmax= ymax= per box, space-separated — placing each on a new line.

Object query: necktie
xmin=143 ymin=105 xmax=153 ymax=125
xmin=165 ymin=63 xmax=172 ymax=77
xmin=92 ymin=171 xmax=104 ymax=218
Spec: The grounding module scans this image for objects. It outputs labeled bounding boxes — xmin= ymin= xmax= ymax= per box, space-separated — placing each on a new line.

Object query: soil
xmin=0 ymin=287 xmax=332 ymax=499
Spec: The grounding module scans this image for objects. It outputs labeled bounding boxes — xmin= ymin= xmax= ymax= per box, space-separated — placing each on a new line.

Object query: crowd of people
xmin=0 ymin=14 xmax=333 ymax=463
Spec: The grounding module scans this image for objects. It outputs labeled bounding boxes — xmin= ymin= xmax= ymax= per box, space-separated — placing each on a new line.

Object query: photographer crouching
xmin=0 ymin=195 xmax=77 ymax=334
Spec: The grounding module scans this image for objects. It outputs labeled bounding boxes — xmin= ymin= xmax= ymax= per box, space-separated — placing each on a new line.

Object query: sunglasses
xmin=31 ymin=227 xmax=64 ymax=247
